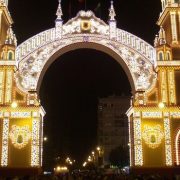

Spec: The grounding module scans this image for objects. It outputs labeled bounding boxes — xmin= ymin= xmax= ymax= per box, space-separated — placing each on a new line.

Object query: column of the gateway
xmin=133 ymin=112 xmax=143 ymax=166
xmin=1 ymin=113 xmax=9 ymax=167
xmin=31 ymin=112 xmax=41 ymax=167
xmin=163 ymin=112 xmax=173 ymax=166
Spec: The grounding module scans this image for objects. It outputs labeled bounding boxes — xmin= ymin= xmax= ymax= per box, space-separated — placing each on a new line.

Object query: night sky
xmin=8 ymin=0 xmax=162 ymax=169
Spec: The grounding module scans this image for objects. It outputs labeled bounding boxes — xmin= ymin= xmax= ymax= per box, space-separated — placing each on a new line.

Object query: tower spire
xmin=109 ymin=1 xmax=116 ymax=21
xmin=56 ymin=0 xmax=63 ymax=20
xmin=0 ymin=0 xmax=8 ymax=6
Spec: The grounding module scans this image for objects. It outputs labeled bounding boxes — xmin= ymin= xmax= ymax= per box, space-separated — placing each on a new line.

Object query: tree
xmin=109 ymin=145 xmax=129 ymax=167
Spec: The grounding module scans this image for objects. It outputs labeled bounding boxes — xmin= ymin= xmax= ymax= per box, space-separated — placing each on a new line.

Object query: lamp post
xmin=96 ymin=146 xmax=104 ymax=167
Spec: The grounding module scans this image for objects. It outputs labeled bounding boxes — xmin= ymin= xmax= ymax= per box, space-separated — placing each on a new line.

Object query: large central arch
xmin=15 ymin=11 xmax=156 ymax=96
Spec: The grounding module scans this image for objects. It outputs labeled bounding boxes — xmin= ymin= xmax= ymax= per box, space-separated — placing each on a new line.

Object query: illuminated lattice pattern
xmin=142 ymin=112 xmax=162 ymax=118
xmin=9 ymin=125 xmax=31 ymax=149
xmin=11 ymin=112 xmax=31 ymax=118
xmin=142 ymin=125 xmax=164 ymax=149
xmin=40 ymin=118 xmax=44 ymax=166
xmin=16 ymin=35 xmax=156 ymax=93
xmin=170 ymin=112 xmax=180 ymax=118
xmin=164 ymin=118 xmax=172 ymax=166
xmin=1 ymin=118 xmax=9 ymax=167
xmin=128 ymin=117 xmax=132 ymax=166
xmin=31 ymin=118 xmax=40 ymax=167
xmin=133 ymin=117 xmax=143 ymax=166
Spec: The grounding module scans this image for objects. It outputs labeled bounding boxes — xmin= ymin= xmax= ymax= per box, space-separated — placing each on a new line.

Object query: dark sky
xmin=8 ymin=0 xmax=162 ymax=169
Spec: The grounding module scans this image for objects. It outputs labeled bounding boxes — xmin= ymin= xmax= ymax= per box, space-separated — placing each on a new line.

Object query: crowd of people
xmin=37 ymin=171 xmax=177 ymax=180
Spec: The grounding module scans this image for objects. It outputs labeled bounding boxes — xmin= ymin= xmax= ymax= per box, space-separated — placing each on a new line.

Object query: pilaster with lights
xmin=127 ymin=0 xmax=180 ymax=169
xmin=0 ymin=1 xmax=45 ymax=175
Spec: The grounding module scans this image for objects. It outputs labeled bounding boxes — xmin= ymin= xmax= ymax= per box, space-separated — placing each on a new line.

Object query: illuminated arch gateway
xmin=0 ymin=0 xmax=180 ymax=175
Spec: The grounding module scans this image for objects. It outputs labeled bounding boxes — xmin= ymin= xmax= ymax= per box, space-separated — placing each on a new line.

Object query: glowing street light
xmin=44 ymin=137 xmax=48 ymax=142
xmin=83 ymin=162 xmax=87 ymax=167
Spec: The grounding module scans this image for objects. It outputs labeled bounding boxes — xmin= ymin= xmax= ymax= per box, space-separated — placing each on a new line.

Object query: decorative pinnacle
xmin=5 ymin=26 xmax=17 ymax=46
xmin=56 ymin=0 xmax=63 ymax=20
xmin=109 ymin=1 xmax=116 ymax=21
xmin=159 ymin=26 xmax=166 ymax=45
xmin=0 ymin=0 xmax=8 ymax=6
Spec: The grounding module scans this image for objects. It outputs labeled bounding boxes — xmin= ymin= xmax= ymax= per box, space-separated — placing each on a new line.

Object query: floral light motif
xmin=9 ymin=125 xmax=31 ymax=149
xmin=142 ymin=125 xmax=164 ymax=149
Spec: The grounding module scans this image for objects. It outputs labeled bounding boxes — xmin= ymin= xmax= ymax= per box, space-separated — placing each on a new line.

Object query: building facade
xmin=98 ymin=96 xmax=130 ymax=164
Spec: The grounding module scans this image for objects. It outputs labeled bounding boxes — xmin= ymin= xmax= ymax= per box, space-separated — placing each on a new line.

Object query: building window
xmin=166 ymin=51 xmax=171 ymax=60
xmin=158 ymin=52 xmax=164 ymax=61
xmin=8 ymin=51 xmax=14 ymax=60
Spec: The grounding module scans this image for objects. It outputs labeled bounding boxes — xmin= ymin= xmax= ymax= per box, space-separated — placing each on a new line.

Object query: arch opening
xmin=37 ymin=42 xmax=136 ymax=95
xmin=39 ymin=48 xmax=131 ymax=169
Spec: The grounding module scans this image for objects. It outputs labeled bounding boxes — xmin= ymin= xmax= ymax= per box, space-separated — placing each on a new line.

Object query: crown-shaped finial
xmin=5 ymin=26 xmax=17 ymax=46
xmin=56 ymin=0 xmax=63 ymax=20
xmin=109 ymin=1 xmax=116 ymax=21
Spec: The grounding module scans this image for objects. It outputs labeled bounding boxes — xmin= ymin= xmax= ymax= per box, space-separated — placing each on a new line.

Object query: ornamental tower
xmin=155 ymin=0 xmax=180 ymax=106
xmin=0 ymin=1 xmax=15 ymax=106
xmin=157 ymin=0 xmax=180 ymax=60
xmin=0 ymin=1 xmax=44 ymax=175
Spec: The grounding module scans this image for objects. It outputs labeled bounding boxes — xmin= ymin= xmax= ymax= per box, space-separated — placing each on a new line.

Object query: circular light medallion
xmin=9 ymin=125 xmax=31 ymax=149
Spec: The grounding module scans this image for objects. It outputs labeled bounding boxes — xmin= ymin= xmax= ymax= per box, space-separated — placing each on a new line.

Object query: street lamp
xmin=96 ymin=146 xmax=104 ymax=167
xmin=83 ymin=162 xmax=87 ymax=167
xmin=44 ymin=137 xmax=48 ymax=142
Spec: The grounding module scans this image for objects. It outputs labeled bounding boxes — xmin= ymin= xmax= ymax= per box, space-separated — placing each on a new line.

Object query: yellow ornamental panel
xmin=168 ymin=70 xmax=176 ymax=105
xmin=8 ymin=118 xmax=32 ymax=168
xmin=9 ymin=125 xmax=31 ymax=149
xmin=160 ymin=70 xmax=168 ymax=103
xmin=0 ymin=71 xmax=5 ymax=104
xmin=5 ymin=70 xmax=13 ymax=104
